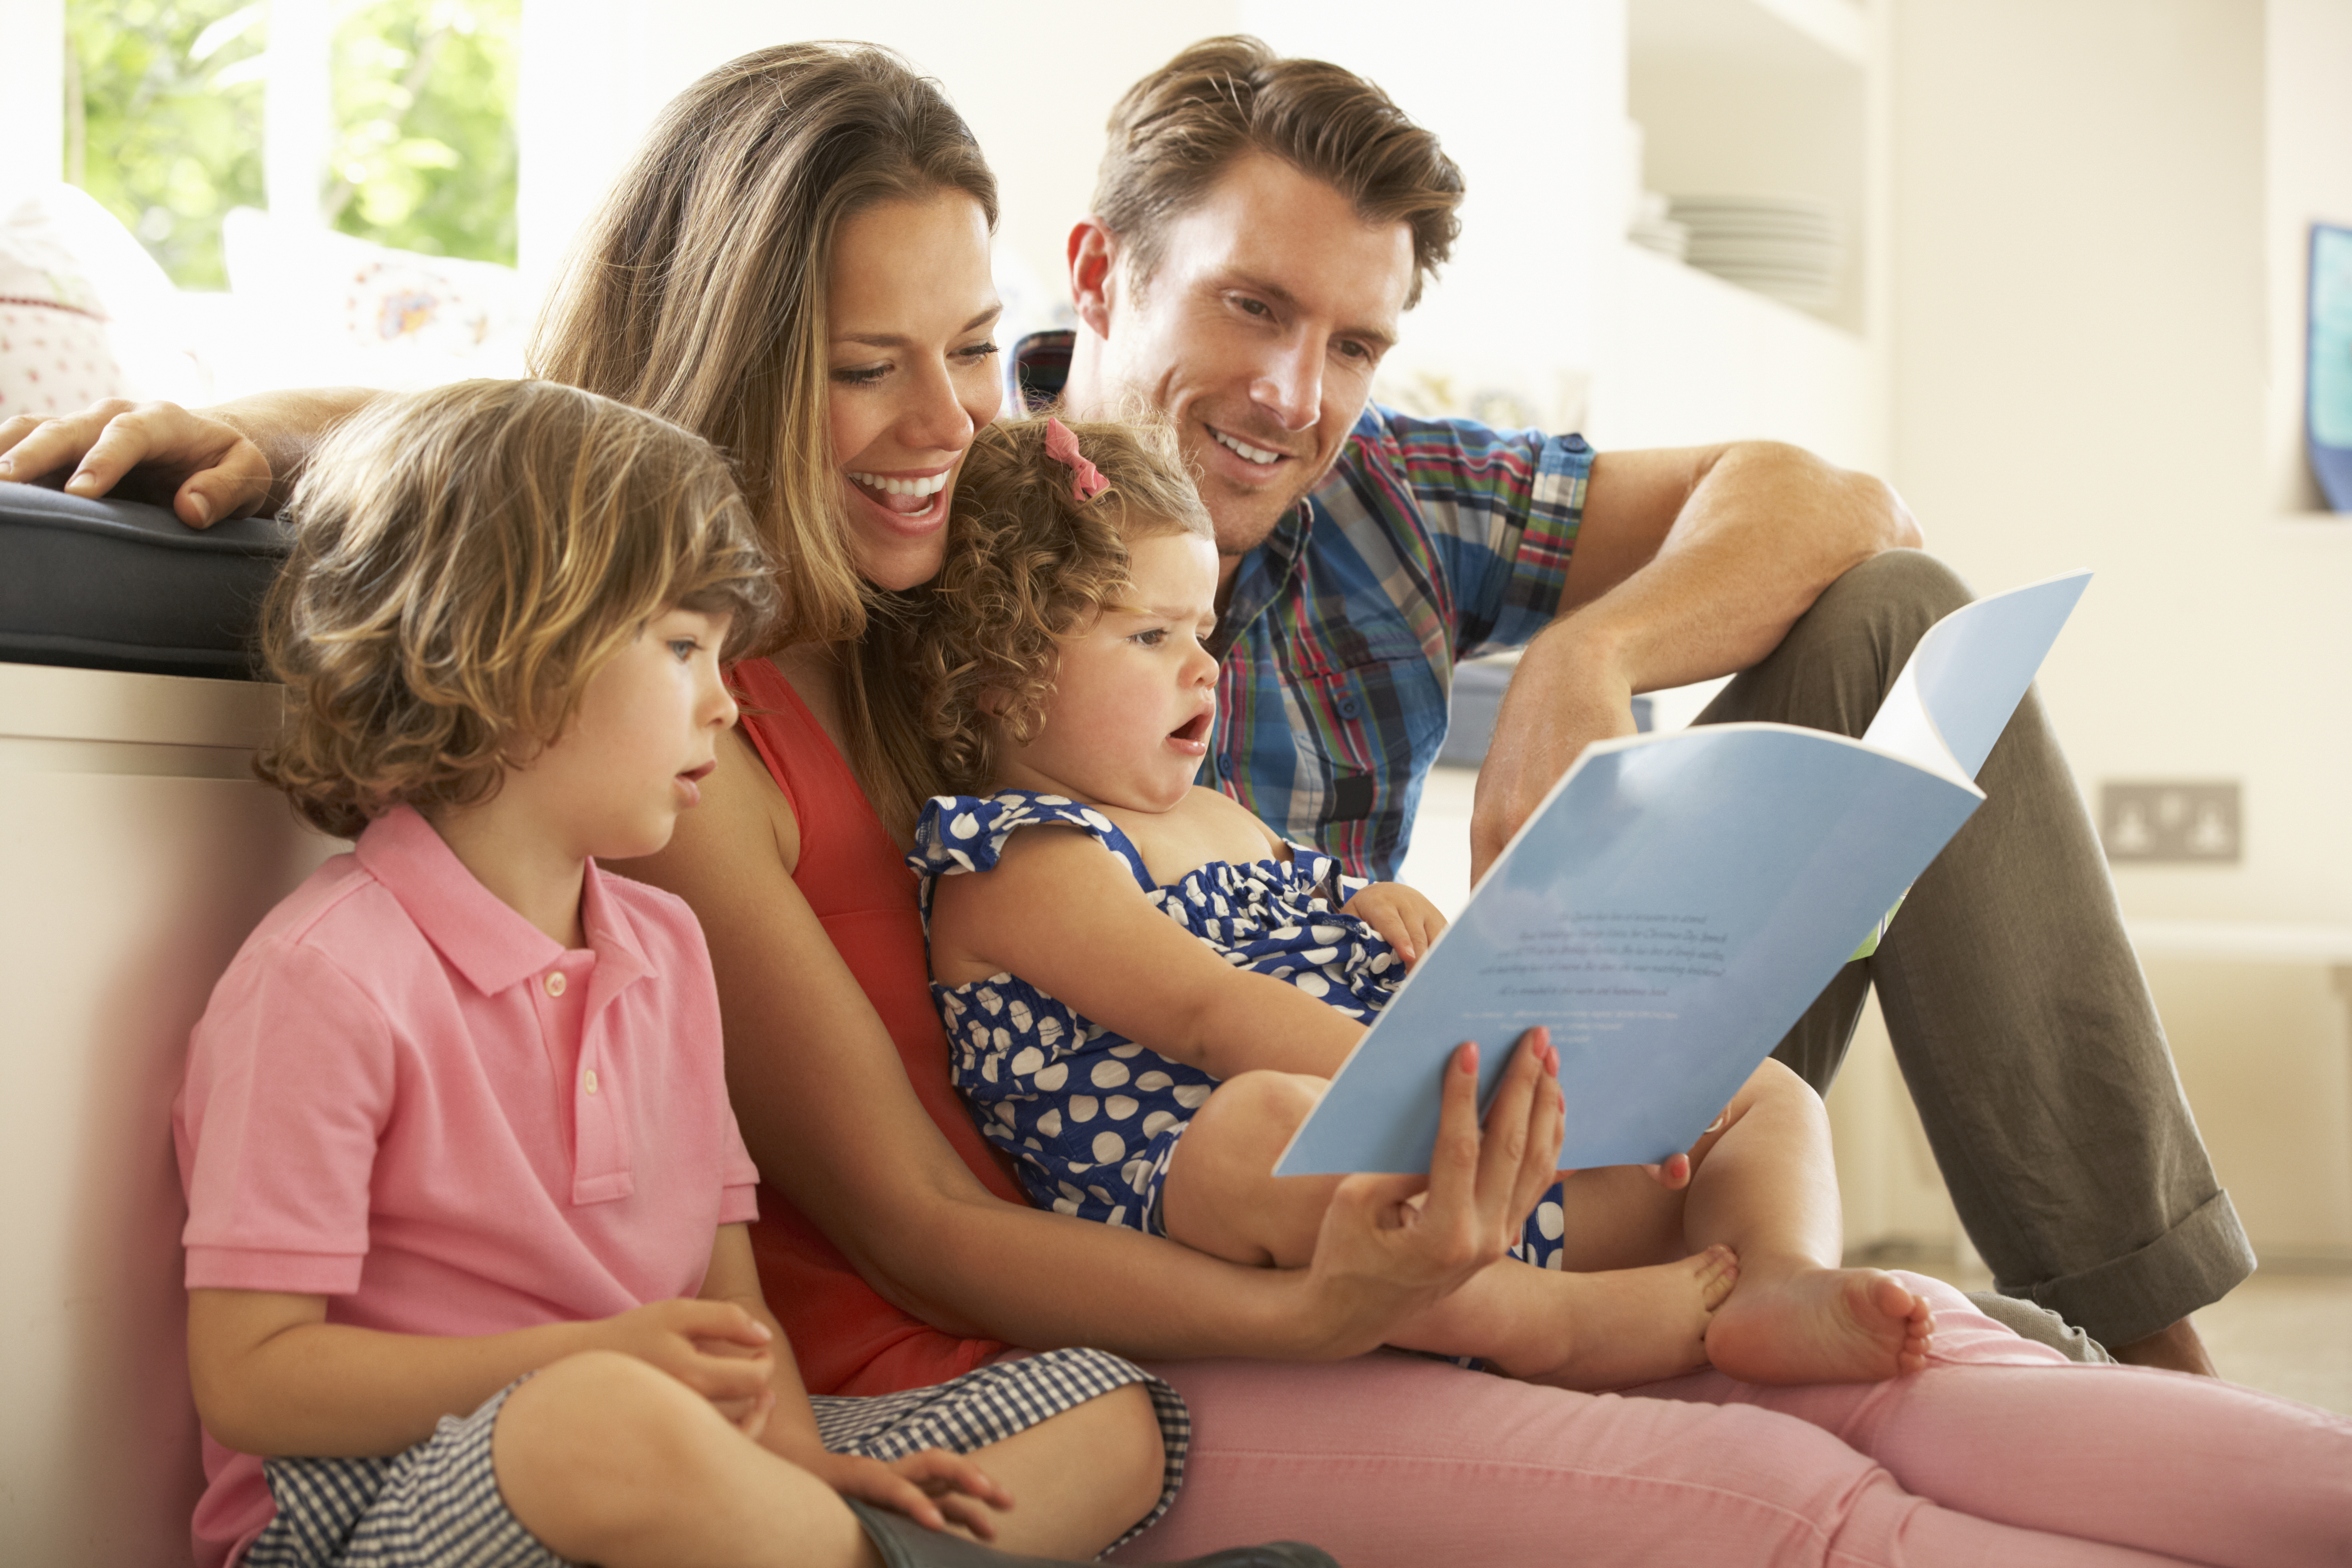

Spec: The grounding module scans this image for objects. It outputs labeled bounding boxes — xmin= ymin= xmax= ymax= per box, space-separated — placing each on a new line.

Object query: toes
xmin=1694 ymin=1247 xmax=1740 ymax=1309
xmin=1862 ymin=1273 xmax=1915 ymax=1319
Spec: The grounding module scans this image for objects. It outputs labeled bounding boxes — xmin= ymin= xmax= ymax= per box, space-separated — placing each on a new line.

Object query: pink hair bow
xmin=1043 ymin=416 xmax=1109 ymax=501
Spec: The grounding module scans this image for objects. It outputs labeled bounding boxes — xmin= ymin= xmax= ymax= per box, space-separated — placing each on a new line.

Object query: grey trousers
xmin=1694 ymin=549 xmax=2254 ymax=1348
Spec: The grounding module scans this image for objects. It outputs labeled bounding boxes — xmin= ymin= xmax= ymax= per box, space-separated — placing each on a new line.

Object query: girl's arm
xmin=928 ymin=825 xmax=1367 ymax=1081
xmin=621 ymin=727 xmax=1561 ymax=1364
xmin=187 ymin=1235 xmax=776 ymax=1459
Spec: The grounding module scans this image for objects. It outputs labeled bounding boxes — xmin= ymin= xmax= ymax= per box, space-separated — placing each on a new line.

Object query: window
xmin=65 ymin=0 xmax=518 ymax=290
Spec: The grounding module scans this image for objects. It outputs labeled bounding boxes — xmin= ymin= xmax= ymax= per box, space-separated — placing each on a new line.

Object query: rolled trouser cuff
xmin=2012 ymin=1187 xmax=2255 ymax=1349
xmin=1962 ymin=1290 xmax=2113 ymax=1363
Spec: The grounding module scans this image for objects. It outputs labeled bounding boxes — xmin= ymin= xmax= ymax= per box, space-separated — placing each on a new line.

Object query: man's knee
xmin=1815 ymin=547 xmax=1972 ymax=637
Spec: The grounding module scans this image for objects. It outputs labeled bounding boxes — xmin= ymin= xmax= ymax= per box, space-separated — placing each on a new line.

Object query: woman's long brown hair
xmin=531 ymin=42 xmax=997 ymax=834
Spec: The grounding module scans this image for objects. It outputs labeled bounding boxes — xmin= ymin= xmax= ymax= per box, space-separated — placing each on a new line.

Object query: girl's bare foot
xmin=1510 ymin=1245 xmax=1740 ymax=1392
xmin=1703 ymin=1265 xmax=1933 ymax=1386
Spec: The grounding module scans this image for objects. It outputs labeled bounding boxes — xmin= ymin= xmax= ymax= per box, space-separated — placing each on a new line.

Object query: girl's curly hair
xmin=256 ymin=378 xmax=781 ymax=838
xmin=915 ymin=414 xmax=1212 ymax=795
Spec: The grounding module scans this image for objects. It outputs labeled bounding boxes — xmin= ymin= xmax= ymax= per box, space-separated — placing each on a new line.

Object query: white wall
xmin=1888 ymin=0 xmax=2352 ymax=1258
xmin=1890 ymin=0 xmax=2324 ymax=923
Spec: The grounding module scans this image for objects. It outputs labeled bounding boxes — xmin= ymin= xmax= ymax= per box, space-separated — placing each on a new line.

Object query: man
xmin=1018 ymin=36 xmax=2247 ymax=1373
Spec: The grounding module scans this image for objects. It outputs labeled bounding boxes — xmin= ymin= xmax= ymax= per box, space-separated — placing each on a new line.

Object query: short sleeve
xmin=178 ymin=941 xmax=396 ymax=1295
xmin=1350 ymin=408 xmax=1595 ymax=659
xmin=909 ymin=792 xmax=1148 ymax=890
xmin=715 ymin=1105 xmax=760 ymax=1225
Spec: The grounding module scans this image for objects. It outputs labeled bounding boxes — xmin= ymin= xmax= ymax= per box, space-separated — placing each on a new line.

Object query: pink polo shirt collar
xmin=356 ymin=804 xmax=656 ymax=995
xmin=355 ymin=803 xmax=658 ymax=1204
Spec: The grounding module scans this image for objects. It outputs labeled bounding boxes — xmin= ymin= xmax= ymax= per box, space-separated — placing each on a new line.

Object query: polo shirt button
xmin=584 ymin=1069 xmax=599 ymax=1095
xmin=545 ymin=972 xmax=565 ymax=997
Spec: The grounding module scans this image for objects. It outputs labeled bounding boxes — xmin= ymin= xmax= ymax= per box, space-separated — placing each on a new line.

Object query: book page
xmin=1276 ymin=571 xmax=2091 ymax=1176
xmin=1279 ymin=726 xmax=1984 ymax=1173
xmin=1862 ymin=570 xmax=2091 ymax=781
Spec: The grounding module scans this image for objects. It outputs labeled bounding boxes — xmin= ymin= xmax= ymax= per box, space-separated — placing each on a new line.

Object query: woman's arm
xmin=0 ymin=387 xmax=380 ymax=525
xmin=702 ymin=1224 xmax=1018 ymax=1536
xmin=621 ymin=728 xmax=1561 ymax=1364
xmin=928 ymin=826 xmax=1364 ymax=1081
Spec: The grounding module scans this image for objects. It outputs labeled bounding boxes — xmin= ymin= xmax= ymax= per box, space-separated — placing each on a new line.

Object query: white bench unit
xmin=0 ymin=662 xmax=333 ymax=1566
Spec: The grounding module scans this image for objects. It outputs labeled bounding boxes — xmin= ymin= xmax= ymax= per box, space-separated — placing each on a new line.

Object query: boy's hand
xmin=1342 ymin=882 xmax=1448 ymax=968
xmin=594 ymin=1298 xmax=775 ymax=1414
xmin=810 ymin=1449 xmax=1016 ymax=1540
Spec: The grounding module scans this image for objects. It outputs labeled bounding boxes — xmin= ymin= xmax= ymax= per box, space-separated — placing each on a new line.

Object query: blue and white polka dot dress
xmin=912 ymin=790 xmax=1568 ymax=1268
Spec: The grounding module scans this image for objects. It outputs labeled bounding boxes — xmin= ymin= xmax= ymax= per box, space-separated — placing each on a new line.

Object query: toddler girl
xmin=176 ymin=380 xmax=1329 ymax=1568
xmin=912 ymin=416 xmax=1933 ymax=1392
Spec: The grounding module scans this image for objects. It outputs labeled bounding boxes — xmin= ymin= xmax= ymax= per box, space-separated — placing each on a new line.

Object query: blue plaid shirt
xmin=1014 ymin=332 xmax=1593 ymax=880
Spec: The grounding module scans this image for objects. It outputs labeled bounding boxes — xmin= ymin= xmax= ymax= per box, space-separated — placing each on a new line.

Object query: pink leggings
xmin=1109 ymin=1276 xmax=2350 ymax=1567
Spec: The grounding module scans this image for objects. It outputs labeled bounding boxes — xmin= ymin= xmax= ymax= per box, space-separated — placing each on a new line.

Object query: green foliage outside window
xmin=65 ymin=0 xmax=519 ymax=291
xmin=323 ymin=0 xmax=519 ymax=263
xmin=65 ymin=0 xmax=268 ymax=289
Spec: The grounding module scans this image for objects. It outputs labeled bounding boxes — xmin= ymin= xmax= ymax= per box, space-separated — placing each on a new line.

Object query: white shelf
xmin=1592 ymin=243 xmax=1881 ymax=469
xmin=1627 ymin=0 xmax=1876 ymax=335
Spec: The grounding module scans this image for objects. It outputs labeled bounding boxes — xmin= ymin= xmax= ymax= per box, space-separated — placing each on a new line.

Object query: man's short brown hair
xmin=1092 ymin=35 xmax=1464 ymax=308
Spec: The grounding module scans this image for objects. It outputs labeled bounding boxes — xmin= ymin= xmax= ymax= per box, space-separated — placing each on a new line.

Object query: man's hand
xmin=1467 ymin=442 xmax=1921 ymax=884
xmin=808 ymin=1448 xmax=1017 ymax=1540
xmin=0 ymin=399 xmax=272 ymax=527
xmin=1341 ymin=881 xmax=1448 ymax=967
xmin=1470 ymin=629 xmax=1639 ymax=882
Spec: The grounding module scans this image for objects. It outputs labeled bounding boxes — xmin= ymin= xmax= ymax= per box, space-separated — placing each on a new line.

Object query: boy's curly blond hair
xmin=915 ymin=415 xmax=1213 ymax=796
xmin=257 ymin=378 xmax=781 ymax=838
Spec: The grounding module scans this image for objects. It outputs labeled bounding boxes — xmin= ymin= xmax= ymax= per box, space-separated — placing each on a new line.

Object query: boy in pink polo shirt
xmin=174 ymin=380 xmax=1328 ymax=1568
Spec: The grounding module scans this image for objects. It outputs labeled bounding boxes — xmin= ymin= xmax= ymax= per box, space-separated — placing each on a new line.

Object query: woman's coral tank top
xmin=727 ymin=657 xmax=1016 ymax=1396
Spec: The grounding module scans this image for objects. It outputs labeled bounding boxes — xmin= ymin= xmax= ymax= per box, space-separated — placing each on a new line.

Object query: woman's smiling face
xmin=826 ymin=190 xmax=1004 ymax=590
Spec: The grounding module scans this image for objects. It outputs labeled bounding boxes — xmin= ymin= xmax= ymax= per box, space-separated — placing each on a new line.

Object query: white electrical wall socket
xmin=2099 ymin=781 xmax=2242 ymax=864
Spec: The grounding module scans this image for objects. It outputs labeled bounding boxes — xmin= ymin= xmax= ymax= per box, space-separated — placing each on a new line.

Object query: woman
xmin=8 ymin=43 xmax=2347 ymax=1568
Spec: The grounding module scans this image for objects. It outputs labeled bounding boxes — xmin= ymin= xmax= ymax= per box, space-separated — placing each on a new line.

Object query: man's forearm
xmin=211 ymin=385 xmax=384 ymax=509
xmin=1563 ymin=441 xmax=1919 ymax=693
xmin=1470 ymin=441 xmax=1919 ymax=874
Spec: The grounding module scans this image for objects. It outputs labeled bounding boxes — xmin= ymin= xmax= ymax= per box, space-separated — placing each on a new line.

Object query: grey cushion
xmin=0 ymin=479 xmax=289 ymax=680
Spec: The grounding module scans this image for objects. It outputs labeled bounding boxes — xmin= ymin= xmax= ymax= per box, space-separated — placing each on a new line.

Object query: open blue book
xmin=1274 ymin=570 xmax=2092 ymax=1176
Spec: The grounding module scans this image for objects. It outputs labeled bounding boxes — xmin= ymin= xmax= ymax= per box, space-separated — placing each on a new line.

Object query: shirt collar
xmin=1210 ymin=496 xmax=1315 ymax=659
xmin=355 ymin=805 xmax=655 ymax=996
